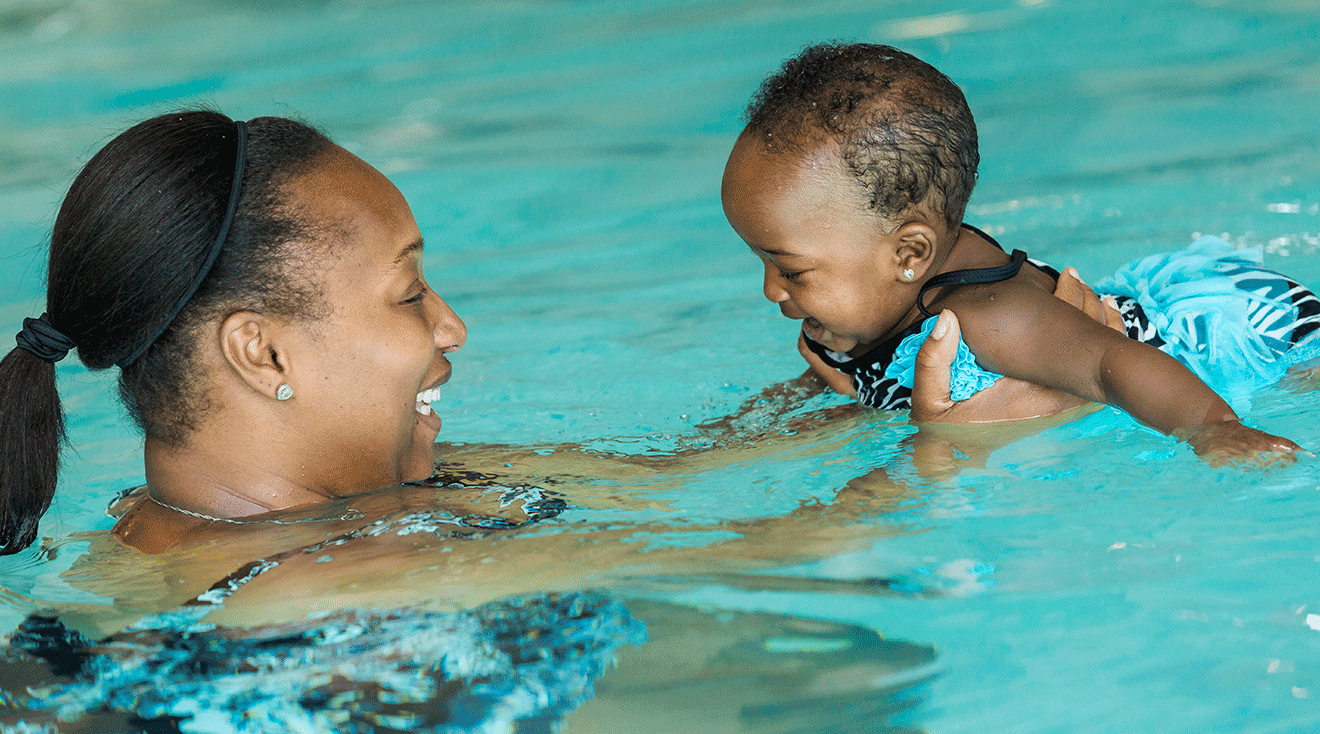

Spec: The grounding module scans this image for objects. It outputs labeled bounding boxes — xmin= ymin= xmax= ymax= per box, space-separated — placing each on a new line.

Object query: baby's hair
xmin=743 ymin=42 xmax=979 ymax=231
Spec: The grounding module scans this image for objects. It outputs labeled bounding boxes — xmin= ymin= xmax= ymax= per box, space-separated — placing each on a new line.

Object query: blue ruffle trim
xmin=884 ymin=316 xmax=1003 ymax=400
xmin=1095 ymin=235 xmax=1320 ymax=405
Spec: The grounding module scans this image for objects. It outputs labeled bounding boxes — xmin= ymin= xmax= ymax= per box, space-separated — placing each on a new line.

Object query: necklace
xmin=150 ymin=497 xmax=365 ymax=525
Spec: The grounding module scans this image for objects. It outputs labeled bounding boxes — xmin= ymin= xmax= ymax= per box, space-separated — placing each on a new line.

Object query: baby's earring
xmin=902 ymin=268 xmax=916 ymax=281
xmin=276 ymin=383 xmax=293 ymax=401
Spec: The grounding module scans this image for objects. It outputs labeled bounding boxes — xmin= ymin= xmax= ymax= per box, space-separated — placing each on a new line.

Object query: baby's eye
xmin=780 ymin=269 xmax=805 ymax=282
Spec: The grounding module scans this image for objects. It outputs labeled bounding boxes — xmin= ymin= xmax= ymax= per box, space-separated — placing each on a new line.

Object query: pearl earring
xmin=276 ymin=383 xmax=293 ymax=401
xmin=902 ymin=268 xmax=916 ymax=281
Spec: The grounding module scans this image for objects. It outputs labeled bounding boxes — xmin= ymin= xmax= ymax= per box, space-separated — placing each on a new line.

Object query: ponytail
xmin=0 ymin=347 xmax=65 ymax=554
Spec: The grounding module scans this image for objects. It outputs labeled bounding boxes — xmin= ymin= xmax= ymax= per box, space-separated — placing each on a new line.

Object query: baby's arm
xmin=951 ymin=284 xmax=1302 ymax=464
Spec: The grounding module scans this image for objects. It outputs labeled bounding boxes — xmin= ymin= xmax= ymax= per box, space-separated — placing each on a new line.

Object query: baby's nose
xmin=762 ymin=269 xmax=789 ymax=303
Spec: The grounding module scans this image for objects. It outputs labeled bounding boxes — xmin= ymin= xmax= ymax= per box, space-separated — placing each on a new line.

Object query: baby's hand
xmin=1178 ymin=420 xmax=1308 ymax=468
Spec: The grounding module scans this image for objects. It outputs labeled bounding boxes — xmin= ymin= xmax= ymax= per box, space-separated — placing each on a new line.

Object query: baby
xmin=721 ymin=42 xmax=1318 ymax=463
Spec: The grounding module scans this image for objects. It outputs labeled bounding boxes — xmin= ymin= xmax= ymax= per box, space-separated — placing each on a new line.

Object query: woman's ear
xmin=219 ymin=312 xmax=291 ymax=401
xmin=890 ymin=221 xmax=939 ymax=282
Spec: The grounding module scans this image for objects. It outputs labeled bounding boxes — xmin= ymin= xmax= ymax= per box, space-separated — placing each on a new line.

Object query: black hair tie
xmin=116 ymin=118 xmax=249 ymax=369
xmin=15 ymin=313 xmax=76 ymax=363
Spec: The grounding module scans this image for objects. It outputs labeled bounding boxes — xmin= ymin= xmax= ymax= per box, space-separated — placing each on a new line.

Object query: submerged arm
xmin=441 ymin=273 xmax=1132 ymax=475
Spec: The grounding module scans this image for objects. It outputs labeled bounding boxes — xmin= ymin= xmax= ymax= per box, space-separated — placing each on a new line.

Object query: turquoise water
xmin=3 ymin=0 xmax=1320 ymax=731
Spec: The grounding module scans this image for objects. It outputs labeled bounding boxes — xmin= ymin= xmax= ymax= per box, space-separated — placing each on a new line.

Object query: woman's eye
xmin=403 ymin=289 xmax=427 ymax=305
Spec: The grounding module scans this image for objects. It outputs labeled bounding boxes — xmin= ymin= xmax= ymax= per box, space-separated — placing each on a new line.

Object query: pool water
xmin=3 ymin=0 xmax=1320 ymax=731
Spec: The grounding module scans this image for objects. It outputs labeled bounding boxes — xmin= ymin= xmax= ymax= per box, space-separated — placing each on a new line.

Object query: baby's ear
xmin=890 ymin=221 xmax=940 ymax=281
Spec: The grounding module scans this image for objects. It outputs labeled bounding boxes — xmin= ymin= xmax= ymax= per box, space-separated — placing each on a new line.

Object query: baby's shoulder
xmin=937 ymin=267 xmax=1057 ymax=319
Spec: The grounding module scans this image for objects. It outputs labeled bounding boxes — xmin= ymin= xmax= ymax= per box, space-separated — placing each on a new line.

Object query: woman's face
xmin=280 ymin=146 xmax=466 ymax=493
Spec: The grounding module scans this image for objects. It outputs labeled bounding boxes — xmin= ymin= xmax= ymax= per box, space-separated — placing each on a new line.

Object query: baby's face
xmin=721 ymin=137 xmax=914 ymax=354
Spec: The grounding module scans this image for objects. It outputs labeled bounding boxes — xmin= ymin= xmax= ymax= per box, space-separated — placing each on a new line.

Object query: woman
xmin=0 ymin=112 xmax=459 ymax=553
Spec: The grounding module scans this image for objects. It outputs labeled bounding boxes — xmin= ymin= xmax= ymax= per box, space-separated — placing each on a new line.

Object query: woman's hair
xmin=743 ymin=42 xmax=979 ymax=232
xmin=0 ymin=110 xmax=334 ymax=555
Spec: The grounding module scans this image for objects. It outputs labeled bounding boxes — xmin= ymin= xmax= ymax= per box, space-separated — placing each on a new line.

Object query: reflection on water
xmin=570 ymin=599 xmax=936 ymax=734
xmin=1 ymin=593 xmax=934 ymax=733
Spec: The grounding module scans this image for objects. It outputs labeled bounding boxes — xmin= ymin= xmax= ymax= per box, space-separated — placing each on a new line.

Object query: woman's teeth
xmin=416 ymin=386 xmax=441 ymax=415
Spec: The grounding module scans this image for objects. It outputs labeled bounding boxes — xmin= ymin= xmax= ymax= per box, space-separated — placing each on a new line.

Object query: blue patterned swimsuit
xmin=802 ymin=225 xmax=1320 ymax=410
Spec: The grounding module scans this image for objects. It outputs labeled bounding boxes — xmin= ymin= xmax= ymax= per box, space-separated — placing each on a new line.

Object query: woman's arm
xmin=437 ymin=270 xmax=1130 ymax=476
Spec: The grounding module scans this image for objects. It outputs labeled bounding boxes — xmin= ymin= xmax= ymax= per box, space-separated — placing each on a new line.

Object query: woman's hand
xmin=1053 ymin=267 xmax=1126 ymax=332
xmin=903 ymin=268 xmax=1123 ymax=477
xmin=909 ymin=267 xmax=1124 ymax=423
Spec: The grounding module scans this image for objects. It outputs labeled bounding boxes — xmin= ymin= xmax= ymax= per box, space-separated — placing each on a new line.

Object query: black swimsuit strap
xmin=916 ymin=249 xmax=1028 ymax=318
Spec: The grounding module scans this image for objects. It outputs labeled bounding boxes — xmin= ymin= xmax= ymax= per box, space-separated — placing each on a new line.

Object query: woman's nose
xmin=429 ymin=294 xmax=467 ymax=351
xmin=762 ymin=265 xmax=789 ymax=303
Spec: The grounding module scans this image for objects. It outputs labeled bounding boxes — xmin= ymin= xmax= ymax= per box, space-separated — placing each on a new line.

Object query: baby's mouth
xmin=802 ymin=319 xmax=859 ymax=354
xmin=802 ymin=317 xmax=826 ymax=342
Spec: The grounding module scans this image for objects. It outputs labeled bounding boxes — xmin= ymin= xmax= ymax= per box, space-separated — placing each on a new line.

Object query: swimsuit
xmin=802 ymin=226 xmax=1320 ymax=410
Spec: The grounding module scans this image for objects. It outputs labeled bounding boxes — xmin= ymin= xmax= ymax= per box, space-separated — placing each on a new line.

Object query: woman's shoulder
xmin=109 ymin=468 xmax=567 ymax=557
xmin=110 ymin=487 xmax=215 ymax=554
